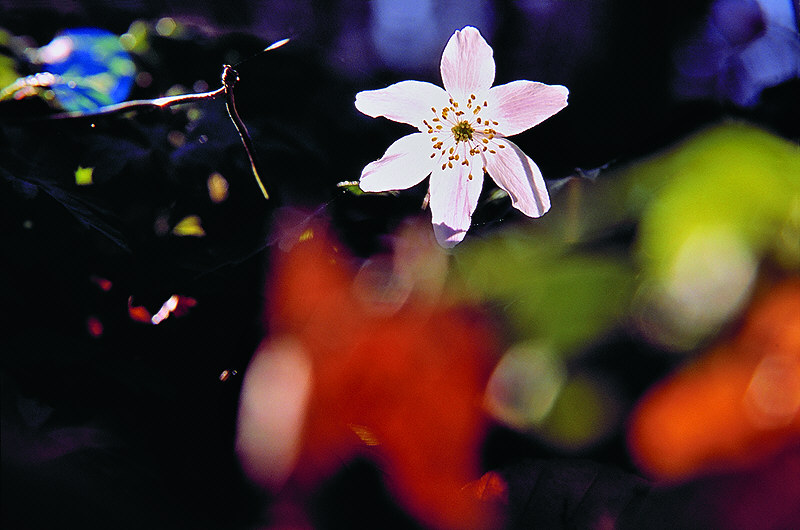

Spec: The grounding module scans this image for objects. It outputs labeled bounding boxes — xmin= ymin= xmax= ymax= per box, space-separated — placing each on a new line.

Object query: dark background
xmin=2 ymin=1 xmax=799 ymax=528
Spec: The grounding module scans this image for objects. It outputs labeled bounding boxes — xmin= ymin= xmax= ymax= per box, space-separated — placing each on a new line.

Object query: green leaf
xmin=452 ymin=231 xmax=634 ymax=355
xmin=74 ymin=166 xmax=94 ymax=186
xmin=336 ymin=181 xmax=366 ymax=196
xmin=172 ymin=215 xmax=206 ymax=237
xmin=617 ymin=123 xmax=800 ymax=277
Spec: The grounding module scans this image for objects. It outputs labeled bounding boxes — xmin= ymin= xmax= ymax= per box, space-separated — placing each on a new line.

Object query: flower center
xmin=425 ymin=94 xmax=502 ymax=176
xmin=451 ymin=120 xmax=474 ymax=143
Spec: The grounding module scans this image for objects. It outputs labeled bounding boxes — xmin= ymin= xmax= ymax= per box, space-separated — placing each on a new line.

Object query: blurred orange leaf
xmin=628 ymin=277 xmax=800 ymax=481
xmin=127 ymin=296 xmax=152 ymax=323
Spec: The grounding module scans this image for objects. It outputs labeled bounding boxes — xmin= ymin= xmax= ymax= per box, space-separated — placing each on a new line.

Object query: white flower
xmin=355 ymin=26 xmax=569 ymax=247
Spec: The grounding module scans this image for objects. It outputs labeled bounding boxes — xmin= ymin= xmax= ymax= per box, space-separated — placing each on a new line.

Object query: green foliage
xmin=537 ymin=375 xmax=618 ymax=451
xmin=337 ymin=181 xmax=367 ymax=196
xmin=453 ymin=230 xmax=634 ymax=356
xmin=617 ymin=123 xmax=800 ymax=278
xmin=452 ymin=122 xmax=800 ymax=450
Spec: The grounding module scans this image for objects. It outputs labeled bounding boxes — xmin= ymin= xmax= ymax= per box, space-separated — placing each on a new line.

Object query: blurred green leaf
xmin=74 ymin=166 xmax=94 ymax=186
xmin=0 ymin=55 xmax=18 ymax=92
xmin=606 ymin=122 xmax=800 ymax=349
xmin=172 ymin=215 xmax=206 ymax=237
xmin=452 ymin=231 xmax=634 ymax=355
xmin=617 ymin=122 xmax=800 ymax=278
xmin=536 ymin=374 xmax=620 ymax=451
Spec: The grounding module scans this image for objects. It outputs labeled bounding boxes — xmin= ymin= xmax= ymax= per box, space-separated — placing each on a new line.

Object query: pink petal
xmin=440 ymin=26 xmax=495 ymax=105
xmin=429 ymin=161 xmax=484 ymax=248
xmin=360 ymin=133 xmax=437 ymax=192
xmin=486 ymin=81 xmax=568 ymax=137
xmin=483 ymin=139 xmax=550 ymax=218
xmin=355 ymin=81 xmax=450 ymax=131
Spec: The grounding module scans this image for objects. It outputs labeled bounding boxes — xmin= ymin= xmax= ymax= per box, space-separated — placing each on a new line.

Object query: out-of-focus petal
xmin=484 ymin=139 xmax=550 ymax=218
xmin=440 ymin=26 xmax=495 ymax=104
xmin=429 ymin=161 xmax=484 ymax=247
xmin=356 ymin=80 xmax=450 ymax=130
xmin=487 ymin=81 xmax=568 ymax=137
xmin=360 ymin=133 xmax=436 ymax=192
xmin=236 ymin=337 xmax=313 ymax=491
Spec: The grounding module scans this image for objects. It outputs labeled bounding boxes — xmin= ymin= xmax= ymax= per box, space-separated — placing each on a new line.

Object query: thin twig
xmin=4 ymin=39 xmax=290 ymax=200
xmin=221 ymin=65 xmax=268 ymax=199
xmin=47 ymin=86 xmax=226 ymax=120
xmin=39 ymin=62 xmax=278 ymax=199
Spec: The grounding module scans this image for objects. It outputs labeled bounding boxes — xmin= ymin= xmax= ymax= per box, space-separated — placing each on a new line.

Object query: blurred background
xmin=1 ymin=1 xmax=799 ymax=528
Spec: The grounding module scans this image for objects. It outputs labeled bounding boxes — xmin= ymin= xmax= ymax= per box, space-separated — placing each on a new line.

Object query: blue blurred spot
xmin=673 ymin=0 xmax=800 ymax=107
xmin=38 ymin=28 xmax=135 ymax=112
xmin=369 ymin=0 xmax=494 ymax=73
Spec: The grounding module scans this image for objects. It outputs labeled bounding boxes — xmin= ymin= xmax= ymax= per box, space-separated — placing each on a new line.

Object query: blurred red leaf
xmin=127 ymin=296 xmax=152 ymax=323
xmin=89 ymin=275 xmax=113 ymax=292
xmin=244 ymin=220 xmax=504 ymax=529
xmin=86 ymin=316 xmax=104 ymax=338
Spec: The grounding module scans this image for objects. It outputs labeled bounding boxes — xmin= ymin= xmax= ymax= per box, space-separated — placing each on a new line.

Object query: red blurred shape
xmin=629 ymin=277 xmax=800 ymax=481
xmin=170 ymin=295 xmax=197 ymax=317
xmin=86 ymin=316 xmax=104 ymax=338
xmin=126 ymin=295 xmax=198 ymax=325
xmin=89 ymin=275 xmax=113 ymax=292
xmin=465 ymin=471 xmax=510 ymax=505
xmin=253 ymin=220 xmax=504 ymax=529
xmin=127 ymin=296 xmax=152 ymax=323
